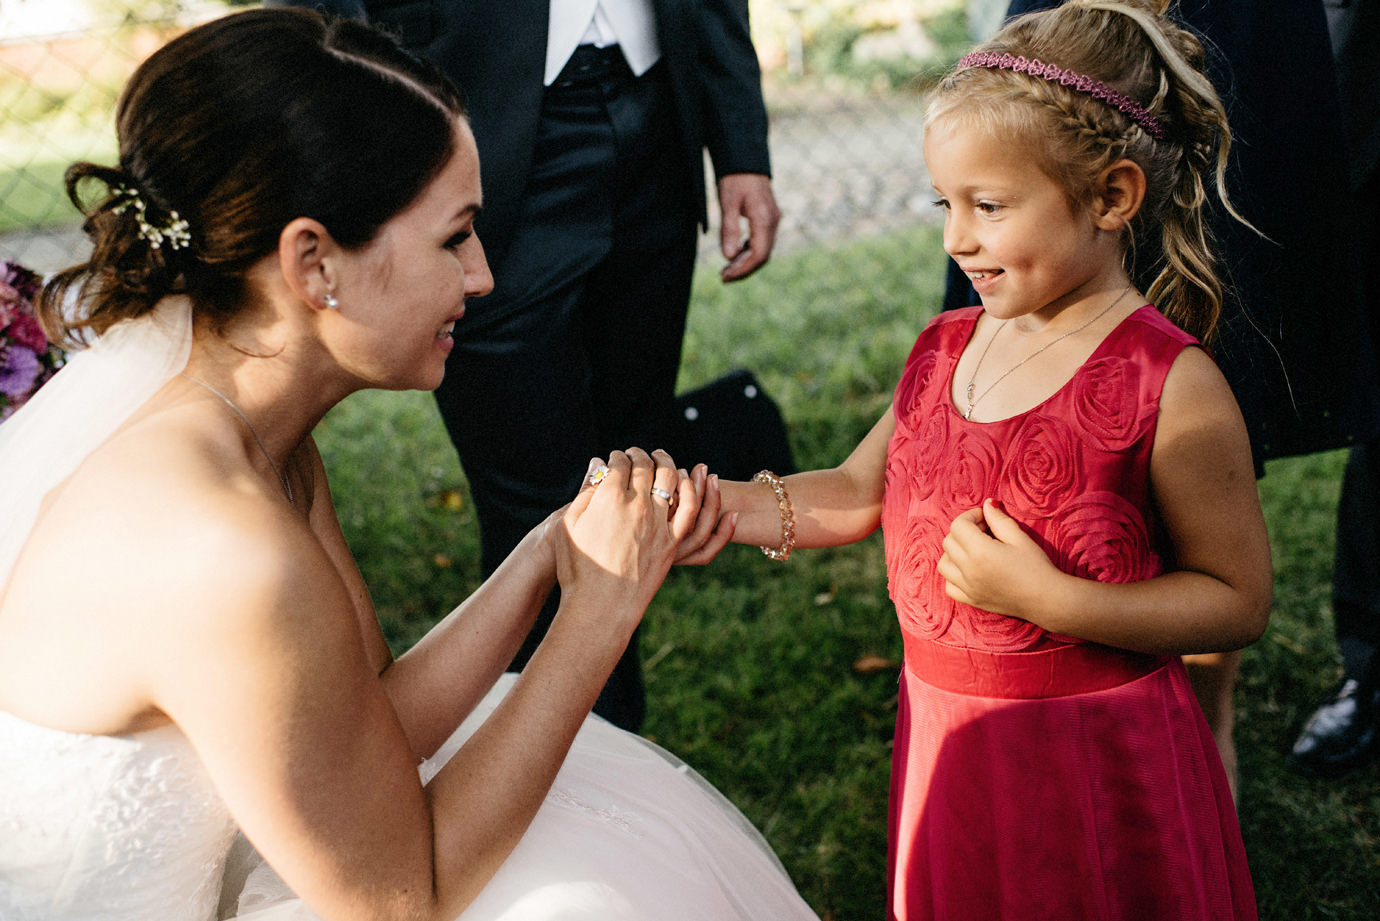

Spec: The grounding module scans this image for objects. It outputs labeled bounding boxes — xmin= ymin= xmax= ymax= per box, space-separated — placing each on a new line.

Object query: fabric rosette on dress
xmin=995 ymin=413 xmax=1082 ymax=520
xmin=1069 ymin=355 xmax=1154 ymax=451
xmin=879 ymin=305 xmax=1254 ymax=921
xmin=887 ymin=513 xmax=955 ymax=640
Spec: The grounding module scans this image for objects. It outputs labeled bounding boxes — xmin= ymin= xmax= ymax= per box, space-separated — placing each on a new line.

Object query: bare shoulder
xmin=1161 ymin=342 xmax=1231 ymax=397
xmin=103 ymin=417 xmax=359 ymax=662
xmin=1150 ymin=344 xmax=1250 ymax=466
xmin=71 ymin=407 xmax=328 ymax=602
xmin=0 ymin=407 xmax=357 ymax=733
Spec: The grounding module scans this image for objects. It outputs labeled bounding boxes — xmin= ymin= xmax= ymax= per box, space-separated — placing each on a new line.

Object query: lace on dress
xmin=0 ymin=714 xmax=237 ymax=921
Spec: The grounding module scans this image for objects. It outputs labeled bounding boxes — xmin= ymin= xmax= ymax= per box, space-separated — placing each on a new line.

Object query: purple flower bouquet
xmin=1 ymin=260 xmax=65 ymax=422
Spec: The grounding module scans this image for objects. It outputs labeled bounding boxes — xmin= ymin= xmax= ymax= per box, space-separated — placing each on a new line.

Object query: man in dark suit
xmin=1290 ymin=0 xmax=1380 ymax=778
xmin=272 ymin=0 xmax=780 ymax=731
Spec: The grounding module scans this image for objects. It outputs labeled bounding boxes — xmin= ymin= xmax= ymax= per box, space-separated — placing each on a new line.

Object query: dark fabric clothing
xmin=1334 ymin=442 xmax=1380 ymax=681
xmin=1326 ymin=0 xmax=1380 ymax=186
xmin=946 ymin=0 xmax=1380 ymax=471
xmin=302 ymin=0 xmax=772 ymax=263
xmin=439 ymin=55 xmax=697 ymax=572
xmin=273 ymin=0 xmax=772 ymax=729
xmin=436 ymin=56 xmax=701 ymax=730
xmin=960 ymin=0 xmax=1380 ymax=687
xmin=1324 ymin=0 xmax=1380 ymax=683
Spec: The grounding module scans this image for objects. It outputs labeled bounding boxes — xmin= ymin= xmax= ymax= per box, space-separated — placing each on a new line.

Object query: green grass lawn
xmin=315 ymin=224 xmax=1380 ymax=920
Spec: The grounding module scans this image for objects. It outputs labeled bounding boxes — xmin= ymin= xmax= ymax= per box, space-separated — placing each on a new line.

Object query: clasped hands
xmin=547 ymin=448 xmax=736 ymax=623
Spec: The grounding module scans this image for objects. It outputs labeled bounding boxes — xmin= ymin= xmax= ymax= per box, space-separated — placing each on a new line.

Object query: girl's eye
xmin=930 ymin=197 xmax=950 ymax=210
xmin=445 ymin=231 xmax=471 ymax=251
xmin=977 ymin=200 xmax=1001 ymax=215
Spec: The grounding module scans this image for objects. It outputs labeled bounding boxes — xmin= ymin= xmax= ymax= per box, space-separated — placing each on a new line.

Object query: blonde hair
xmin=928 ymin=0 xmax=1246 ymax=342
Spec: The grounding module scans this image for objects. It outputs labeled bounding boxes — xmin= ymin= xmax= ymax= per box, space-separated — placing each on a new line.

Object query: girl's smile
xmin=924 ymin=117 xmax=1128 ymax=330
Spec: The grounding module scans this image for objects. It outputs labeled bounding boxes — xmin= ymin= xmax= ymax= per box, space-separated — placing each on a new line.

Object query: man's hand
xmin=717 ymin=173 xmax=780 ymax=281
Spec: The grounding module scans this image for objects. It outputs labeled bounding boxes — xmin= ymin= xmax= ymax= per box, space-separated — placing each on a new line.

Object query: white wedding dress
xmin=0 ymin=300 xmax=818 ymax=921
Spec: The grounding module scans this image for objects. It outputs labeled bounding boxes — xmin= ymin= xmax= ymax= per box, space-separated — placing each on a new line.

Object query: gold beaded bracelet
xmin=752 ymin=469 xmax=795 ymax=561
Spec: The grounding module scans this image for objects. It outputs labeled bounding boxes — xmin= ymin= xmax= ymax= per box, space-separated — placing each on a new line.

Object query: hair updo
xmin=928 ymin=0 xmax=1242 ymax=342
xmin=39 ymin=7 xmax=467 ymax=344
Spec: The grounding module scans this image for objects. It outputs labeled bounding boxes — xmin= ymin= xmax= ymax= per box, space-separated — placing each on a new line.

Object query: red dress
xmin=880 ymin=306 xmax=1256 ymax=920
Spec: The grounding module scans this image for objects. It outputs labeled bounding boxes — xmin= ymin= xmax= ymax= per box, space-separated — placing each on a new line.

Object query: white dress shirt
xmin=544 ymin=0 xmax=661 ymax=85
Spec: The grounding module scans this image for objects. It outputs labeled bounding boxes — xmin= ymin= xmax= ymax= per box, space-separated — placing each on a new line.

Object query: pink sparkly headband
xmin=956 ymin=51 xmax=1168 ymax=141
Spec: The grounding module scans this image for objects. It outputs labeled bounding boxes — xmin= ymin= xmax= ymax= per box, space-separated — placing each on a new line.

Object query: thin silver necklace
xmin=179 ymin=371 xmax=295 ymax=508
xmin=963 ymin=284 xmax=1133 ymax=420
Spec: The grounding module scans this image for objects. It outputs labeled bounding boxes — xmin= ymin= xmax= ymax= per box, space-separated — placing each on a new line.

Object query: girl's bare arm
xmin=715 ymin=407 xmax=897 ymax=552
xmin=939 ymin=348 xmax=1272 ymax=655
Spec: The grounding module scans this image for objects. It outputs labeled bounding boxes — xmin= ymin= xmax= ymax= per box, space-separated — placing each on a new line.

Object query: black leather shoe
xmin=1288 ymin=677 xmax=1380 ymax=777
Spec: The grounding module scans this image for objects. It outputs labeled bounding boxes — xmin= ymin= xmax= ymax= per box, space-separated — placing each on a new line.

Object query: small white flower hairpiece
xmin=111 ymin=184 xmax=192 ymax=251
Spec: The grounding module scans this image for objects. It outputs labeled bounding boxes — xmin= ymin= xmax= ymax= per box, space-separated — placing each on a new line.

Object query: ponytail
xmin=927 ymin=0 xmax=1253 ymax=342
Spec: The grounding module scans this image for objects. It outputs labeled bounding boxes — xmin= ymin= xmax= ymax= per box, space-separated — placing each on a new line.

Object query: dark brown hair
xmin=39 ymin=7 xmax=466 ymax=344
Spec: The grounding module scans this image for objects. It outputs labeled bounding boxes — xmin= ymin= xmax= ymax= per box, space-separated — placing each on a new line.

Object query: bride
xmin=0 ymin=8 xmax=815 ymax=921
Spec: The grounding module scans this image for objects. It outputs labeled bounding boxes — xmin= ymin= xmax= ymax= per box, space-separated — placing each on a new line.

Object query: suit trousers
xmin=1331 ymin=155 xmax=1380 ymax=687
xmin=434 ymin=49 xmax=699 ymax=730
xmin=1333 ymin=440 xmax=1380 ymax=683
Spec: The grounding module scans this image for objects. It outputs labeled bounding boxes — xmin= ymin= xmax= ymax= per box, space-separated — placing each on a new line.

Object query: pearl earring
xmin=323 ymin=293 xmax=339 ymax=310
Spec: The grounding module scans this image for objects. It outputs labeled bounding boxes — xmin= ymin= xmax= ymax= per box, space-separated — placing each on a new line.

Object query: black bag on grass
xmin=668 ymin=369 xmax=795 ymax=481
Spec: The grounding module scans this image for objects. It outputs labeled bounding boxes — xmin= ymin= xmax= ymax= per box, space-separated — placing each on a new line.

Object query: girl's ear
xmin=1094 ymin=158 xmax=1147 ymax=231
xmin=277 ymin=217 xmax=340 ymax=311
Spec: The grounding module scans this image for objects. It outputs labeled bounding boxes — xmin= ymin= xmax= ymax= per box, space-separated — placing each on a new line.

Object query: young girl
xmin=712 ymin=2 xmax=1272 ymax=918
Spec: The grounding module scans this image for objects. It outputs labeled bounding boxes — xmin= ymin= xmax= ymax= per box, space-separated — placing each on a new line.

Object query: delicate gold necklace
xmin=179 ymin=371 xmax=295 ymax=508
xmin=963 ymin=285 xmax=1133 ymax=420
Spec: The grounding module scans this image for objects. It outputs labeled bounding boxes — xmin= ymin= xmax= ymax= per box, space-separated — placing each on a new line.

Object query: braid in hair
xmin=928 ymin=0 xmax=1250 ymax=343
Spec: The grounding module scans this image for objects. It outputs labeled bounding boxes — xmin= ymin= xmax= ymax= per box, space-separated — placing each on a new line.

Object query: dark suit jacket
xmin=990 ymin=0 xmax=1380 ymax=462
xmin=272 ymin=0 xmax=771 ymax=259
xmin=1326 ymin=0 xmax=1379 ymax=187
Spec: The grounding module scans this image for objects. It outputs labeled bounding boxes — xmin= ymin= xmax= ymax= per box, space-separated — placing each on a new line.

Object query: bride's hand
xmin=554 ymin=448 xmax=698 ymax=633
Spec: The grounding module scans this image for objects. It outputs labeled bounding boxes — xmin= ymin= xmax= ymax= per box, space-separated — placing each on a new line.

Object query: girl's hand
xmin=937 ymin=499 xmax=1059 ymax=618
xmin=671 ymin=464 xmax=737 ymax=566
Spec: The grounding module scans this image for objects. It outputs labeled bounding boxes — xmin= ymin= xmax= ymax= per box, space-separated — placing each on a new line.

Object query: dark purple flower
xmin=0 ymin=343 xmax=43 ymax=397
xmin=0 ymin=260 xmax=64 ymax=421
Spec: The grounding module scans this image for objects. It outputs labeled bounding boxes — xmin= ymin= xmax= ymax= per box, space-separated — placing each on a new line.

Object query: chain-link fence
xmin=1 ymin=0 xmax=972 ymax=276
xmin=0 ymin=2 xmax=234 ymax=272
